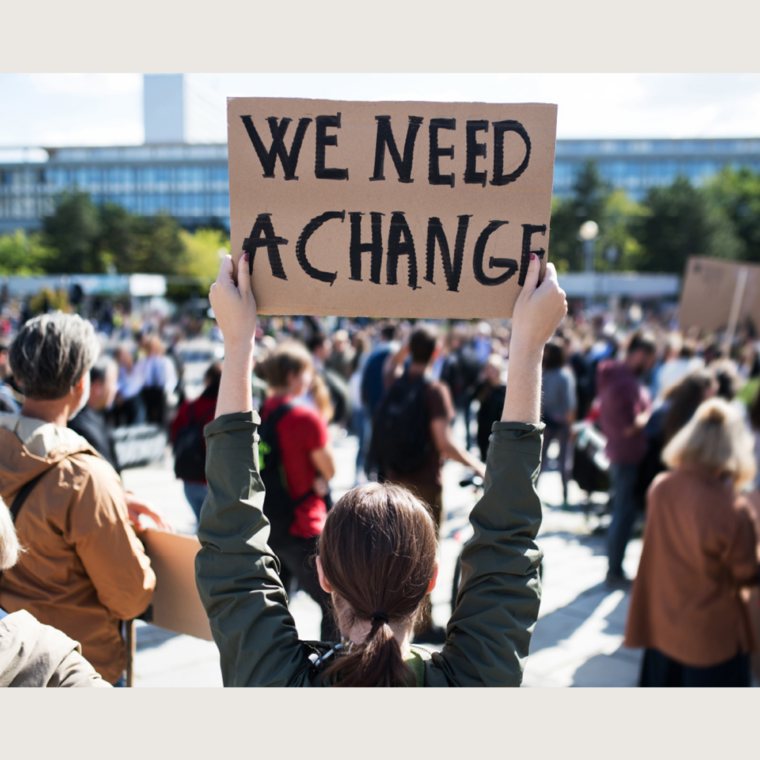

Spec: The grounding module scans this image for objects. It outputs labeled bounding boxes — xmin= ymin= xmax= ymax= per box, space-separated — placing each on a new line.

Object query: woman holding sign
xmin=195 ymin=250 xmax=567 ymax=686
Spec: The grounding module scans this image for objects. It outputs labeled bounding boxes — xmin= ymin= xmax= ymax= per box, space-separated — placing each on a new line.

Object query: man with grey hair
xmin=0 ymin=312 xmax=156 ymax=686
xmin=0 ymin=495 xmax=109 ymax=687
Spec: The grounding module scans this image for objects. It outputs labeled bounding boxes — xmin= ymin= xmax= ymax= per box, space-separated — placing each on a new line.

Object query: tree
xmin=41 ymin=191 xmax=104 ymax=273
xmin=549 ymin=161 xmax=642 ymax=272
xmin=131 ymin=213 xmax=187 ymax=274
xmin=97 ymin=203 xmax=138 ymax=273
xmin=179 ymin=228 xmax=230 ymax=281
xmin=706 ymin=166 xmax=760 ymax=264
xmin=0 ymin=230 xmax=52 ymax=274
xmin=631 ymin=176 xmax=744 ymax=273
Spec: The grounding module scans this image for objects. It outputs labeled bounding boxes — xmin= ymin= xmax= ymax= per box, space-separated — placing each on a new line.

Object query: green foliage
xmin=631 ymin=175 xmax=744 ymax=273
xmin=41 ymin=191 xmax=104 ymax=273
xmin=0 ymin=230 xmax=52 ymax=274
xmin=548 ymin=162 xmax=643 ymax=273
xmin=706 ymin=167 xmax=760 ymax=263
xmin=179 ymin=228 xmax=230 ymax=281
xmin=29 ymin=287 xmax=70 ymax=315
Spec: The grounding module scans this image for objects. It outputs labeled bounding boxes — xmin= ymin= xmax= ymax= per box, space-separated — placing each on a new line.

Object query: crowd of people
xmin=1 ymin=271 xmax=760 ymax=686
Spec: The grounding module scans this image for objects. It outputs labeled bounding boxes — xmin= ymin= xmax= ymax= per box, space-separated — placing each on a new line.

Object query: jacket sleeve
xmin=194 ymin=411 xmax=314 ymax=687
xmin=427 ymin=421 xmax=544 ymax=687
xmin=69 ymin=457 xmax=156 ymax=620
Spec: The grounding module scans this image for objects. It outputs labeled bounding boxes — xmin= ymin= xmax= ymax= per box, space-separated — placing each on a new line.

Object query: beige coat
xmin=0 ymin=608 xmax=110 ymax=687
xmin=625 ymin=465 xmax=760 ymax=667
xmin=0 ymin=413 xmax=156 ymax=684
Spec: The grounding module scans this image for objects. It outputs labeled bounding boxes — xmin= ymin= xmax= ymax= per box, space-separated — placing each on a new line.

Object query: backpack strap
xmin=0 ymin=466 xmax=57 ymax=584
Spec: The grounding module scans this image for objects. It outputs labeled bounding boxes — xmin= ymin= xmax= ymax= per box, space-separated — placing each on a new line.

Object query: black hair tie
xmin=370 ymin=611 xmax=389 ymax=625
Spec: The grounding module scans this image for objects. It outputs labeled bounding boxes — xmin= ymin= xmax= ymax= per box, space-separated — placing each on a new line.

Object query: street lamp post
xmin=578 ymin=220 xmax=599 ymax=305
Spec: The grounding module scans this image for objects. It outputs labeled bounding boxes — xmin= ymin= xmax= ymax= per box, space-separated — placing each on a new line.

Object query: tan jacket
xmin=0 ymin=608 xmax=110 ymax=687
xmin=0 ymin=413 xmax=156 ymax=684
xmin=625 ymin=466 xmax=760 ymax=667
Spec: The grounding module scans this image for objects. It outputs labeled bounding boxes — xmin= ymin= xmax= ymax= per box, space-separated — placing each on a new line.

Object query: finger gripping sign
xmin=228 ymin=98 xmax=557 ymax=318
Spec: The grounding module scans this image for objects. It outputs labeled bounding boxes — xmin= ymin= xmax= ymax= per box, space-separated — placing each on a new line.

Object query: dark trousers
xmin=540 ymin=421 xmax=571 ymax=503
xmin=271 ymin=534 xmax=340 ymax=642
xmin=639 ymin=648 xmax=751 ymax=687
xmin=607 ymin=462 xmax=641 ymax=577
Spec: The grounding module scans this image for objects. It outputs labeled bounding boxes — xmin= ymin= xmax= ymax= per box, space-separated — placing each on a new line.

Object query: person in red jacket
xmin=596 ymin=332 xmax=657 ymax=587
xmin=170 ymin=362 xmax=222 ymax=520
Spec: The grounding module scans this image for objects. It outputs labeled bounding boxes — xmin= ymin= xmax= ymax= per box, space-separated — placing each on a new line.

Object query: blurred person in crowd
xmin=750 ymin=386 xmax=760 ymax=490
xmin=170 ymin=362 xmax=223 ymax=521
xmin=0 ymin=313 xmax=156 ymax=685
xmin=597 ymin=332 xmax=657 ymax=587
xmin=112 ymin=344 xmax=146 ymax=427
xmin=0 ymin=497 xmax=110 ymax=687
xmin=308 ymin=332 xmax=351 ymax=427
xmin=439 ymin=325 xmax=483 ymax=452
xmin=259 ymin=340 xmax=338 ymax=641
xmin=68 ymin=354 xmax=120 ymax=473
xmin=360 ymin=322 xmax=398 ymax=473
xmin=475 ymin=353 xmax=507 ymax=463
xmin=0 ymin=338 xmax=20 ymax=413
xmin=348 ymin=331 xmax=372 ymax=484
xmin=539 ymin=339 xmax=577 ymax=505
xmin=654 ymin=335 xmax=703 ymax=400
xmin=325 ymin=329 xmax=356 ymax=381
xmin=638 ymin=369 xmax=718 ymax=502
xmin=141 ymin=335 xmax=178 ymax=426
xmin=370 ymin=324 xmax=486 ymax=644
xmin=625 ymin=398 xmax=759 ymax=687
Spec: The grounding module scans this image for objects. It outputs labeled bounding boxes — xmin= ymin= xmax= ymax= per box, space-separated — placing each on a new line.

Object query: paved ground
xmin=123 ymin=419 xmax=645 ymax=687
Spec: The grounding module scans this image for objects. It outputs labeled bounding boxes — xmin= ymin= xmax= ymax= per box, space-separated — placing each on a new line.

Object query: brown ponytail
xmin=318 ymin=483 xmax=437 ymax=687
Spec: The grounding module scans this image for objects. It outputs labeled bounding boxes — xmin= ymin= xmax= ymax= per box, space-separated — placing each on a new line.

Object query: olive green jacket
xmin=195 ymin=411 xmax=544 ymax=687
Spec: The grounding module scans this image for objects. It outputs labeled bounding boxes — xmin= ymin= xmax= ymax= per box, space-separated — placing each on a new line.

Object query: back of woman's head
xmin=662 ymin=369 xmax=717 ymax=444
xmin=318 ymin=482 xmax=437 ymax=687
xmin=662 ymin=397 xmax=757 ymax=490
xmin=260 ymin=340 xmax=313 ymax=388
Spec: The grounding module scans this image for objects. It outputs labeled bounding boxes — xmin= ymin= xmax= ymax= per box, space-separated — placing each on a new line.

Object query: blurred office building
xmin=1 ymin=74 xmax=760 ymax=233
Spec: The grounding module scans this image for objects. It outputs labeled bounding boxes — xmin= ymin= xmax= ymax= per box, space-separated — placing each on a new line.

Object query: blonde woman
xmin=625 ymin=398 xmax=759 ymax=686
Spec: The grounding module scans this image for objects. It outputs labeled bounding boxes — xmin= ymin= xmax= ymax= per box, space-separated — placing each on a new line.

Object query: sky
xmin=2 ymin=73 xmax=760 ymax=151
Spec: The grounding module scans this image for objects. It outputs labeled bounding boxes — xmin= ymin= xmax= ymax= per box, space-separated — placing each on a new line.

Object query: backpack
xmin=173 ymin=402 xmax=215 ymax=481
xmin=258 ymin=400 xmax=313 ymax=545
xmin=369 ymin=372 xmax=432 ymax=475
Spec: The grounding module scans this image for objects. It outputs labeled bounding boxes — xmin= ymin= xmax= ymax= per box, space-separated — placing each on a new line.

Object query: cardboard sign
xmin=142 ymin=529 xmax=213 ymax=641
xmin=227 ymin=98 xmax=557 ymax=319
xmin=679 ymin=257 xmax=760 ymax=333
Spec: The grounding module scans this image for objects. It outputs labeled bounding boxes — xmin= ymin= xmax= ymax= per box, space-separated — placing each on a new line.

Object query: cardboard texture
xmin=227 ymin=98 xmax=558 ymax=319
xmin=142 ymin=529 xmax=213 ymax=641
xmin=679 ymin=257 xmax=760 ymax=333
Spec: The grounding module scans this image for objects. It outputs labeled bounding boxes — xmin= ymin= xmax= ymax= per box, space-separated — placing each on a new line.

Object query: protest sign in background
xmin=227 ymin=98 xmax=557 ymax=319
xmin=679 ymin=256 xmax=760 ymax=336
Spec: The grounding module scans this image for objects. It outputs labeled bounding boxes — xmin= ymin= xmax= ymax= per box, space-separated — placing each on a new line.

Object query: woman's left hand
xmin=209 ymin=254 xmax=257 ymax=357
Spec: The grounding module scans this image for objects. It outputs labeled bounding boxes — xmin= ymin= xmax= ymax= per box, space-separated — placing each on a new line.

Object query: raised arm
xmin=430 ymin=255 xmax=567 ymax=686
xmin=195 ymin=255 xmax=313 ymax=686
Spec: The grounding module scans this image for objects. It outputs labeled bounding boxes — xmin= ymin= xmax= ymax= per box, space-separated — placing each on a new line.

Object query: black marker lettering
xmin=386 ymin=211 xmax=419 ymax=290
xmin=296 ymin=211 xmax=345 ymax=285
xmin=473 ymin=220 xmax=517 ymax=286
xmin=370 ymin=116 xmax=423 ymax=183
xmin=242 ymin=213 xmax=289 ymax=280
xmin=349 ymin=212 xmax=384 ymax=284
xmin=240 ymin=116 xmax=312 ymax=180
xmin=518 ymin=224 xmax=547 ymax=286
xmin=315 ymin=114 xmax=348 ymax=180
xmin=424 ymin=215 xmax=471 ymax=293
xmin=464 ymin=120 xmax=489 ymax=187
xmin=428 ymin=118 xmax=456 ymax=187
xmin=490 ymin=120 xmax=531 ymax=186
